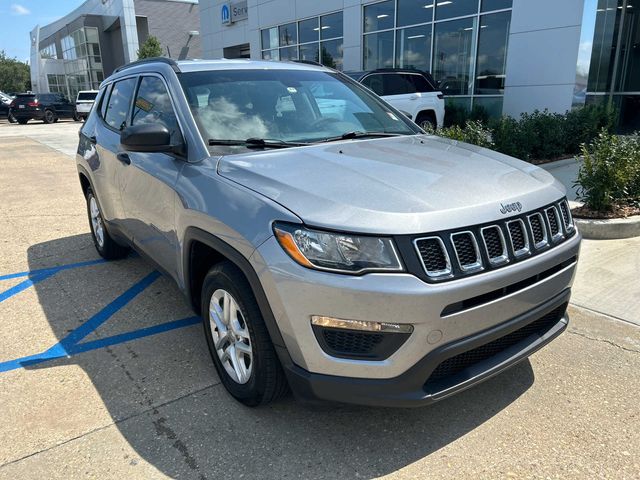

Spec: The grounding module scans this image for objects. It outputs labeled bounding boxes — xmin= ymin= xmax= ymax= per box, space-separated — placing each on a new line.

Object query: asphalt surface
xmin=0 ymin=121 xmax=639 ymax=479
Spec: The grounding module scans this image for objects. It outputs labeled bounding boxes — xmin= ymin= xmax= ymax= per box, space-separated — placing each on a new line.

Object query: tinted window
xmin=382 ymin=74 xmax=414 ymax=96
xmin=397 ymin=0 xmax=434 ymax=27
xmin=132 ymin=76 xmax=180 ymax=143
xmin=406 ymin=73 xmax=435 ymax=92
xmin=104 ymin=78 xmax=136 ymax=130
xmin=100 ymin=84 xmax=112 ymax=118
xmin=361 ymin=74 xmax=384 ymax=95
xmin=364 ymin=1 xmax=394 ymax=33
xmin=78 ymin=92 xmax=98 ymax=101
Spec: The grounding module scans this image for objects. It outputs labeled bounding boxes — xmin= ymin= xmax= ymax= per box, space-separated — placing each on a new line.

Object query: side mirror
xmin=120 ymin=123 xmax=174 ymax=153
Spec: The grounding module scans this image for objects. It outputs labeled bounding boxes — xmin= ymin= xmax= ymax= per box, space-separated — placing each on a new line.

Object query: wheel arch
xmin=416 ymin=109 xmax=437 ymax=127
xmin=183 ymin=227 xmax=287 ymax=350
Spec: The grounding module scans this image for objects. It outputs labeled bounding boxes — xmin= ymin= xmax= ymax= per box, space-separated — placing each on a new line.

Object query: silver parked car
xmin=76 ymin=58 xmax=580 ymax=407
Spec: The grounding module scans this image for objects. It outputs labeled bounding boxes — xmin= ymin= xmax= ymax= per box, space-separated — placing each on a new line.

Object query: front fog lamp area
xmin=311 ymin=316 xmax=414 ymax=334
xmin=273 ymin=223 xmax=403 ymax=274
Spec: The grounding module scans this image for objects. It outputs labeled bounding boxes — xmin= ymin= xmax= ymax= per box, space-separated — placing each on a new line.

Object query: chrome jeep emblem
xmin=500 ymin=201 xmax=523 ymax=214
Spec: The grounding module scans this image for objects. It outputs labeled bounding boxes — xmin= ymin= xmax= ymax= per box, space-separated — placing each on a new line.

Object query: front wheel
xmin=202 ymin=261 xmax=288 ymax=406
xmin=17 ymin=118 xmax=28 ymax=125
xmin=416 ymin=112 xmax=436 ymax=131
xmin=86 ymin=188 xmax=129 ymax=260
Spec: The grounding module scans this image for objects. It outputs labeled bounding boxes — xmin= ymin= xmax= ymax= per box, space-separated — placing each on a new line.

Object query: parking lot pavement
xmin=0 ymin=119 xmax=81 ymax=157
xmin=1 ymin=124 xmax=639 ymax=479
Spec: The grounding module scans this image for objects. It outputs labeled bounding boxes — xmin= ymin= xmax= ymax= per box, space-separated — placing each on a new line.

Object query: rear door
xmin=55 ymin=94 xmax=74 ymax=117
xmin=379 ymin=73 xmax=417 ymax=116
xmin=90 ymin=77 xmax=138 ymax=231
xmin=117 ymin=74 xmax=184 ymax=278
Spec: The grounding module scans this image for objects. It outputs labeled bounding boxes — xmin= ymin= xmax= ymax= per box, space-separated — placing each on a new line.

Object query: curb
xmin=574 ymin=215 xmax=640 ymax=240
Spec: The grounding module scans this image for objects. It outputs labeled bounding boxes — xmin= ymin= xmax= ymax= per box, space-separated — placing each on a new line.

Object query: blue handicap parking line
xmin=0 ymin=260 xmax=201 ymax=373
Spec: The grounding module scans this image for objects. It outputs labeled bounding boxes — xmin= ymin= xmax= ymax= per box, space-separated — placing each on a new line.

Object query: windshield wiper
xmin=208 ymin=138 xmax=309 ymax=149
xmin=316 ymin=131 xmax=404 ymax=143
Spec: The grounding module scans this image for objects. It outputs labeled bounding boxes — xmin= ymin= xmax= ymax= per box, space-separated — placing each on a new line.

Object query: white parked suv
xmin=347 ymin=69 xmax=445 ymax=129
xmin=75 ymin=90 xmax=99 ymax=121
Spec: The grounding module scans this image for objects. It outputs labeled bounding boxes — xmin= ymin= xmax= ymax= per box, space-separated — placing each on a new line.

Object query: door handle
xmin=409 ymin=94 xmax=419 ymax=100
xmin=117 ymin=153 xmax=131 ymax=165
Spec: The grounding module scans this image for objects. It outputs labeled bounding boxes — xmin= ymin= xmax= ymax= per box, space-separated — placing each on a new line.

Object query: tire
xmin=8 ymin=112 xmax=17 ymax=123
xmin=17 ymin=118 xmax=28 ymax=125
xmin=85 ymin=187 xmax=129 ymax=260
xmin=416 ymin=112 xmax=437 ymax=131
xmin=53 ymin=118 xmax=59 ymax=123
xmin=201 ymin=261 xmax=289 ymax=406
xmin=43 ymin=109 xmax=55 ymax=124
xmin=73 ymin=111 xmax=81 ymax=122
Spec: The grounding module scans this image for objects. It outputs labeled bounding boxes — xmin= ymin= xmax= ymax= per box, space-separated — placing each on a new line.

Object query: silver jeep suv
xmin=77 ymin=58 xmax=581 ymax=407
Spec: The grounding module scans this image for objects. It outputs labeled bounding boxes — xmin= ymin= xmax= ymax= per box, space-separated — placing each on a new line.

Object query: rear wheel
xmin=8 ymin=112 xmax=17 ymax=123
xmin=43 ymin=109 xmax=55 ymax=124
xmin=86 ymin=187 xmax=129 ymax=260
xmin=416 ymin=111 xmax=437 ymax=131
xmin=17 ymin=118 xmax=28 ymax=125
xmin=202 ymin=261 xmax=289 ymax=406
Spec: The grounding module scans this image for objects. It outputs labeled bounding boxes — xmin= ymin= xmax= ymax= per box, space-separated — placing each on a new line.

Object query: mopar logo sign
xmin=221 ymin=1 xmax=248 ymax=25
xmin=221 ymin=4 xmax=231 ymax=24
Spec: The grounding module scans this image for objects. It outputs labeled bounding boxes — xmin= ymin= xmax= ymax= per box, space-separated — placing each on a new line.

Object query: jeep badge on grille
xmin=500 ymin=202 xmax=523 ymax=214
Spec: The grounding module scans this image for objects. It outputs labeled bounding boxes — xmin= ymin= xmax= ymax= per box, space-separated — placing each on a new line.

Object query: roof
xmin=174 ymin=59 xmax=333 ymax=73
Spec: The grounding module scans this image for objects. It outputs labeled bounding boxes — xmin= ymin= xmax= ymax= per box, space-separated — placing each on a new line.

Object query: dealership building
xmin=199 ymin=0 xmax=639 ymax=130
xmin=30 ymin=0 xmax=201 ymax=100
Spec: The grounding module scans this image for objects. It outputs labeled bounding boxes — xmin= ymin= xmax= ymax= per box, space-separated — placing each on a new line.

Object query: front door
xmin=117 ymin=75 xmax=184 ymax=278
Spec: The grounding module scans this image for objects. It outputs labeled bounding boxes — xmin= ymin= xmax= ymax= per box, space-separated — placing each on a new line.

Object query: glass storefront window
xmin=481 ymin=0 xmax=512 ymax=12
xmin=397 ymin=0 xmax=434 ymax=27
xmin=396 ymin=24 xmax=432 ymax=71
xmin=588 ymin=0 xmax=621 ymax=92
xmin=615 ymin=0 xmax=640 ymax=92
xmin=363 ymin=30 xmax=394 ymax=70
xmin=279 ymin=23 xmax=297 ymax=46
xmin=435 ymin=0 xmax=478 ymax=21
xmin=279 ymin=45 xmax=298 ymax=60
xmin=320 ymin=39 xmax=343 ymax=70
xmin=472 ymin=96 xmax=503 ymax=117
xmin=364 ymin=0 xmax=395 ymax=33
xmin=475 ymin=11 xmax=510 ymax=94
xmin=300 ymin=43 xmax=319 ymax=63
xmin=262 ymin=13 xmax=344 ymax=69
xmin=299 ymin=18 xmax=319 ymax=44
xmin=433 ymin=17 xmax=476 ymax=95
xmin=321 ymin=12 xmax=343 ymax=39
xmin=261 ymin=27 xmax=278 ymax=49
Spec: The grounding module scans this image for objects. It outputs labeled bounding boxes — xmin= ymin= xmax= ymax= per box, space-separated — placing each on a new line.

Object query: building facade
xmin=30 ymin=0 xmax=201 ymax=99
xmin=199 ymin=0 xmax=639 ymax=129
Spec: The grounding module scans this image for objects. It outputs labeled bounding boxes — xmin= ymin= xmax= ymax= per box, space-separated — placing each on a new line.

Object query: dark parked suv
xmin=10 ymin=93 xmax=80 ymax=124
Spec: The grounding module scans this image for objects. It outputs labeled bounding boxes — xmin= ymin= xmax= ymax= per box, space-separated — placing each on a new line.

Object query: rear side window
xmin=382 ymin=74 xmax=414 ymax=96
xmin=99 ymin=85 xmax=112 ymax=119
xmin=104 ymin=78 xmax=137 ymax=130
xmin=405 ymin=74 xmax=435 ymax=93
xmin=132 ymin=76 xmax=180 ymax=143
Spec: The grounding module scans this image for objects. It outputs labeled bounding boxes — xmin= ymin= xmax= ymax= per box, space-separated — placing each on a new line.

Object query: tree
xmin=137 ymin=36 xmax=163 ymax=60
xmin=0 ymin=51 xmax=31 ymax=92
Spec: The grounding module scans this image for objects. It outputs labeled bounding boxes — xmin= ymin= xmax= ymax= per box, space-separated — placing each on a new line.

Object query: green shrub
xmin=429 ymin=120 xmax=494 ymax=149
xmin=574 ymin=130 xmax=640 ymax=212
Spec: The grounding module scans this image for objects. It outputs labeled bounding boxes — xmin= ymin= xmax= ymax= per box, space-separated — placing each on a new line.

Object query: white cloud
xmin=11 ymin=4 xmax=31 ymax=15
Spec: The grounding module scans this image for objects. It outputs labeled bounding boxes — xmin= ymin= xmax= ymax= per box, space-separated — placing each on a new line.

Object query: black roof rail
xmin=114 ymin=57 xmax=180 ymax=74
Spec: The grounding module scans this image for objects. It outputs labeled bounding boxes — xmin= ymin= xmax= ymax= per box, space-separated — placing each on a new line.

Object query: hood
xmin=217 ymin=135 xmax=566 ymax=235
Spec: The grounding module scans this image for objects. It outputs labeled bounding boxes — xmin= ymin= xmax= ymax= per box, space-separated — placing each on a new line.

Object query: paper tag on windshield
xmin=287 ymin=87 xmax=297 ymax=94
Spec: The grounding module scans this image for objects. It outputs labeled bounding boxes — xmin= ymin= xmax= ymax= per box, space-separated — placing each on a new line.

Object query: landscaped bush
xmin=574 ymin=130 xmax=640 ymax=214
xmin=427 ymin=120 xmax=494 ymax=149
xmin=436 ymin=104 xmax=616 ymax=162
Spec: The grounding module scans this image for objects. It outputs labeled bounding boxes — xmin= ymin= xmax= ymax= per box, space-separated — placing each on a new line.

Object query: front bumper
xmin=283 ymin=289 xmax=569 ymax=407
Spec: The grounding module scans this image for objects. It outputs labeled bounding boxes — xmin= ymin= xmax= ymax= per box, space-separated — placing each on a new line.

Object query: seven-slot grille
xmin=413 ymin=199 xmax=576 ymax=282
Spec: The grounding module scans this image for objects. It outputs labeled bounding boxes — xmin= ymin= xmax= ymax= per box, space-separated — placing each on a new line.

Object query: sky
xmin=0 ymin=0 xmax=85 ymax=62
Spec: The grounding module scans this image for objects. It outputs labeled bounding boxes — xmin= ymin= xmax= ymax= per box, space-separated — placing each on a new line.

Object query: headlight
xmin=273 ymin=223 xmax=403 ymax=274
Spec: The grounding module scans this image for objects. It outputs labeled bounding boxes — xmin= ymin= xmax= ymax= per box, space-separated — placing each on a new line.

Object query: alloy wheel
xmin=209 ymin=289 xmax=253 ymax=384
xmin=89 ymin=196 xmax=104 ymax=248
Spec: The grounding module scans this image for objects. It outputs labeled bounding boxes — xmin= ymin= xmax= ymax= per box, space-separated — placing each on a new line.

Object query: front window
xmin=178 ymin=69 xmax=418 ymax=147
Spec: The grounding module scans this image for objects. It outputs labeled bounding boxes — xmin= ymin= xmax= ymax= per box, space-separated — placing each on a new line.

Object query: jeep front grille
xmin=411 ymin=199 xmax=576 ymax=282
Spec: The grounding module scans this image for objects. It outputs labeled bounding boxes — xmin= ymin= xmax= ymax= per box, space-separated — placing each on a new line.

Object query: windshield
xmin=178 ymin=69 xmax=418 ymax=146
xmin=77 ymin=92 xmax=97 ymax=101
